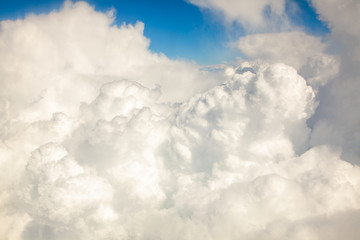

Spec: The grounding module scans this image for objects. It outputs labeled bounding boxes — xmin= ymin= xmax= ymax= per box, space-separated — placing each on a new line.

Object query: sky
xmin=0 ymin=0 xmax=329 ymax=64
xmin=0 ymin=0 xmax=359 ymax=240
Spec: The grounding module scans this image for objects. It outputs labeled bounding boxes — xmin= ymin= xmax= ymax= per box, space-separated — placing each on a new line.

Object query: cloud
xmin=0 ymin=1 xmax=360 ymax=240
xmin=157 ymin=63 xmax=359 ymax=239
xmin=0 ymin=0 xmax=220 ymax=122
xmin=193 ymin=0 xmax=359 ymax=164
xmin=238 ymin=32 xmax=326 ymax=68
xmin=306 ymin=0 xmax=360 ymax=163
xmin=187 ymin=0 xmax=288 ymax=32
xmin=186 ymin=1 xmax=340 ymax=90
xmin=237 ymin=31 xmax=339 ymax=88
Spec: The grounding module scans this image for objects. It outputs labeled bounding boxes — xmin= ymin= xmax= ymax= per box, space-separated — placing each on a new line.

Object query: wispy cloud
xmin=187 ymin=0 xmax=289 ymax=32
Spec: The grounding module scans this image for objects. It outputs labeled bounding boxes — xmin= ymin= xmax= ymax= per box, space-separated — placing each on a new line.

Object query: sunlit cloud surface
xmin=0 ymin=1 xmax=359 ymax=239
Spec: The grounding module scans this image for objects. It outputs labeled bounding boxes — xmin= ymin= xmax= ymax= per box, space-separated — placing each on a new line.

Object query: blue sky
xmin=0 ymin=0 xmax=329 ymax=65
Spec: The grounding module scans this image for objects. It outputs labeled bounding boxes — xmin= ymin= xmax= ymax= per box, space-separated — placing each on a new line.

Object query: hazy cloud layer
xmin=0 ymin=1 xmax=359 ymax=240
xmin=307 ymin=0 xmax=360 ymax=163
xmin=187 ymin=0 xmax=289 ymax=32
xmin=237 ymin=31 xmax=339 ymax=88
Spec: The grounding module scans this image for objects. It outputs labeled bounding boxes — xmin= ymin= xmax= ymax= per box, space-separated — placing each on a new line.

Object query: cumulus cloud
xmin=0 ymin=1 xmax=359 ymax=240
xmin=189 ymin=0 xmax=359 ymax=163
xmin=0 ymin=0 xmax=219 ymax=120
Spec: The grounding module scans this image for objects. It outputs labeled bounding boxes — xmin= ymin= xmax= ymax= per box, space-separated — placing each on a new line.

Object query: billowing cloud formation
xmin=190 ymin=0 xmax=360 ymax=164
xmin=0 ymin=0 xmax=219 ymax=115
xmin=1 ymin=1 xmax=360 ymax=240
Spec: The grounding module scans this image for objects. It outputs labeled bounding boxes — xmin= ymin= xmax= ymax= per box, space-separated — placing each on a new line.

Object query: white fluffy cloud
xmin=190 ymin=0 xmax=359 ymax=164
xmin=0 ymin=0 xmax=219 ymax=121
xmin=0 ymin=1 xmax=359 ymax=240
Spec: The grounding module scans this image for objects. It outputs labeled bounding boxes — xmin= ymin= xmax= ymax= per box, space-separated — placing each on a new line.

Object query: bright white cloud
xmin=0 ymin=1 xmax=359 ymax=240
xmin=0 ymin=0 xmax=219 ymax=122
